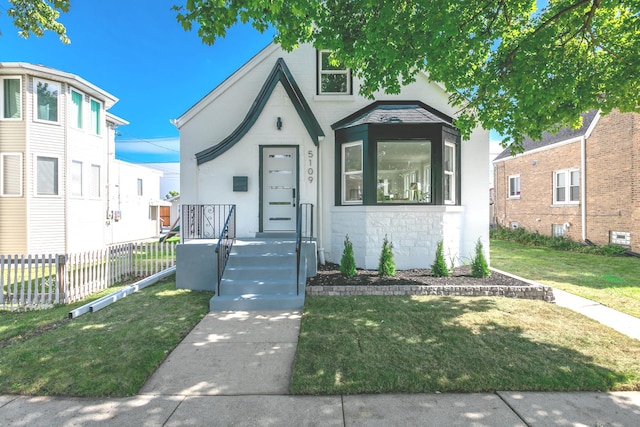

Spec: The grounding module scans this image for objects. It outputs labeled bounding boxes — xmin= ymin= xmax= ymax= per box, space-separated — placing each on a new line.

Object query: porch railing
xmin=181 ymin=204 xmax=235 ymax=241
xmin=215 ymin=205 xmax=236 ymax=296
xmin=295 ymin=203 xmax=314 ymax=295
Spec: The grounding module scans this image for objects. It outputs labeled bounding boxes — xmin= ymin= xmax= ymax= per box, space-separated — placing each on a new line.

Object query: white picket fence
xmin=0 ymin=241 xmax=176 ymax=311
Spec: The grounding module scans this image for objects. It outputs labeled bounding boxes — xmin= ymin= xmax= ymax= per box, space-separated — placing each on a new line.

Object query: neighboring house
xmin=173 ymin=43 xmax=490 ymax=269
xmin=493 ymin=109 xmax=640 ymax=254
xmin=0 ymin=62 xmax=166 ymax=254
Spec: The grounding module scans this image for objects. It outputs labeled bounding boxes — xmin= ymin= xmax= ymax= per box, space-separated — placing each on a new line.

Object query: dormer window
xmin=317 ymin=50 xmax=352 ymax=95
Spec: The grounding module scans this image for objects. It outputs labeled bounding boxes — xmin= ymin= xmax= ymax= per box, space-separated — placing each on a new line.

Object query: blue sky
xmin=0 ymin=1 xmax=275 ymax=164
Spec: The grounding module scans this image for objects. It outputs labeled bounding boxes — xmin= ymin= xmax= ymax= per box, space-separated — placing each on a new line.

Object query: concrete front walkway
xmin=1 ymin=287 xmax=640 ymax=425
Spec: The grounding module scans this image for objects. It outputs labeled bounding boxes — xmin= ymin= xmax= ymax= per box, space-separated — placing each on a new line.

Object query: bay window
xmin=342 ymin=141 xmax=363 ymax=204
xmin=2 ymin=77 xmax=22 ymax=119
xmin=377 ymin=141 xmax=431 ymax=203
xmin=35 ymin=80 xmax=60 ymax=123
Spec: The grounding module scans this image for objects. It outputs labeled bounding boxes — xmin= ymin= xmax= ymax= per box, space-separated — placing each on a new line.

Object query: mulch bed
xmin=308 ymin=262 xmax=533 ymax=287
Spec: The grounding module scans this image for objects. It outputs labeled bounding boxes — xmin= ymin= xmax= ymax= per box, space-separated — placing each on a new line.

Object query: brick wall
xmin=493 ymin=140 xmax=583 ymax=241
xmin=494 ymin=110 xmax=640 ymax=254
xmin=584 ymin=111 xmax=639 ymax=253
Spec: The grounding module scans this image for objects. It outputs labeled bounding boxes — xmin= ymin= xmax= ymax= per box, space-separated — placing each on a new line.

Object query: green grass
xmin=0 ymin=275 xmax=212 ymax=397
xmin=291 ymin=296 xmax=640 ymax=395
xmin=491 ymin=239 xmax=640 ymax=318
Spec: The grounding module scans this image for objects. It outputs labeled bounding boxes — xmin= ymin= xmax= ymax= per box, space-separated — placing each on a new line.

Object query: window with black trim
xmin=317 ymin=50 xmax=352 ymax=95
xmin=336 ymin=126 xmax=460 ymax=206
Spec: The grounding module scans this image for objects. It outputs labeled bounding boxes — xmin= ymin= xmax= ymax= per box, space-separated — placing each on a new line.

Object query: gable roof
xmin=494 ymin=110 xmax=600 ymax=161
xmin=332 ymin=100 xmax=454 ymax=130
xmin=195 ymin=58 xmax=324 ymax=165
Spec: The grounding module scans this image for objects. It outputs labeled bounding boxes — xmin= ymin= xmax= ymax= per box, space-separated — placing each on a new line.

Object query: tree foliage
xmin=5 ymin=0 xmax=70 ymax=43
xmin=173 ymin=0 xmax=640 ymax=152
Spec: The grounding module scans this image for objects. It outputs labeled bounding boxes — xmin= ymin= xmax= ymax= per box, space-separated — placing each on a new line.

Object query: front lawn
xmin=0 ymin=275 xmax=212 ymax=397
xmin=291 ymin=296 xmax=640 ymax=395
xmin=490 ymin=239 xmax=640 ymax=318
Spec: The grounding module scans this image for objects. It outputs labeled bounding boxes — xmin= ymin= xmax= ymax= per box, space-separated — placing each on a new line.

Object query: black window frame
xmin=335 ymin=123 xmax=461 ymax=206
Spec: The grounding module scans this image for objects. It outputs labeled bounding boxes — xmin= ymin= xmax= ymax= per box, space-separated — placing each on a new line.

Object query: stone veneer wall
xmin=330 ymin=205 xmax=465 ymax=270
xmin=306 ymin=284 xmax=555 ymax=302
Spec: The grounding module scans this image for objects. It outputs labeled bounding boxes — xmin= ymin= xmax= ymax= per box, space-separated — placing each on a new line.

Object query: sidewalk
xmin=1 ymin=291 xmax=640 ymax=425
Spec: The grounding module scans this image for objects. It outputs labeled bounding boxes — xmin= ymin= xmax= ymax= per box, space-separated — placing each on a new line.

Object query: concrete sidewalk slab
xmin=165 ymin=395 xmax=343 ymax=426
xmin=498 ymin=391 xmax=640 ymax=427
xmin=342 ymin=393 xmax=526 ymax=427
xmin=553 ymin=289 xmax=640 ymax=340
xmin=139 ymin=310 xmax=301 ymax=396
xmin=0 ymin=395 xmax=182 ymax=427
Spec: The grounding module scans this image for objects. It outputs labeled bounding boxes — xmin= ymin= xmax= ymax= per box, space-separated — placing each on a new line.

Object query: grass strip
xmin=291 ymin=296 xmax=640 ymax=395
xmin=491 ymin=239 xmax=640 ymax=318
xmin=0 ymin=276 xmax=211 ymax=397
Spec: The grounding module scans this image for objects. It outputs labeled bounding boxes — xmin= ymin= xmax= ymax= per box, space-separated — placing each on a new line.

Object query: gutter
xmin=581 ymin=135 xmax=586 ymax=241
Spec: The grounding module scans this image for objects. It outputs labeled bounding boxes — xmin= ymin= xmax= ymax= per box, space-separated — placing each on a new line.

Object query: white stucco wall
xmin=177 ymin=43 xmax=490 ymax=269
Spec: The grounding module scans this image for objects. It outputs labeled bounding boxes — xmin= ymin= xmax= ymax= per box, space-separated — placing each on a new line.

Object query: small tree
xmin=471 ymin=238 xmax=491 ymax=278
xmin=378 ymin=235 xmax=396 ymax=277
xmin=340 ymin=235 xmax=357 ymax=278
xmin=431 ymin=241 xmax=449 ymax=277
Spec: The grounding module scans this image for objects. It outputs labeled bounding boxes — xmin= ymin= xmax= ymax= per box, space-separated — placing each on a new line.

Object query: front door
xmin=262 ymin=146 xmax=298 ymax=232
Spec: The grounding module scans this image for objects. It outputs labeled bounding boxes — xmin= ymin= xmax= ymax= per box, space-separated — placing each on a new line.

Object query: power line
xmin=115 ymin=132 xmax=180 ymax=153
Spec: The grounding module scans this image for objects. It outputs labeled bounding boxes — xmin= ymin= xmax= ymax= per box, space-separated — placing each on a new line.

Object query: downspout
xmin=64 ymin=83 xmax=70 ymax=253
xmin=316 ymin=136 xmax=325 ymax=264
xmin=580 ymin=135 xmax=586 ymax=241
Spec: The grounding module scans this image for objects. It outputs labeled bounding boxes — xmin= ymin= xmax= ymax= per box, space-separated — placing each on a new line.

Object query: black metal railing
xmin=181 ymin=204 xmax=235 ymax=241
xmin=295 ymin=203 xmax=314 ymax=295
xmin=214 ymin=205 xmax=236 ymax=296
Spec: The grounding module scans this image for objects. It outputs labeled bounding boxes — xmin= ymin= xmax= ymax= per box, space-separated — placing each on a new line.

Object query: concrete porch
xmin=176 ymin=235 xmax=317 ymax=311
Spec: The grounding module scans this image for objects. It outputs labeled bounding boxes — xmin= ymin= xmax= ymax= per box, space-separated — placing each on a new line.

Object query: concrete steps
xmin=209 ymin=238 xmax=307 ymax=311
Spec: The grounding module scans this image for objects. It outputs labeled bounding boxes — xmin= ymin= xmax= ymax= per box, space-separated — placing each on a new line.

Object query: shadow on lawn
xmin=292 ymin=296 xmax=637 ymax=394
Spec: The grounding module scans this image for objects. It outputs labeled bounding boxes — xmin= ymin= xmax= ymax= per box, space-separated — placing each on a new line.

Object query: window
xmin=70 ymin=89 xmax=83 ymax=129
xmin=137 ymin=178 xmax=143 ymax=196
xmin=444 ymin=142 xmax=456 ymax=204
xmin=342 ymin=142 xmax=363 ymax=204
xmin=508 ymin=175 xmax=521 ymax=198
xmin=554 ymin=169 xmax=579 ymax=204
xmin=318 ymin=50 xmax=351 ymax=95
xmin=1 ymin=153 xmax=23 ymax=196
xmin=37 ymin=156 xmax=58 ymax=195
xmin=71 ymin=160 xmax=83 ymax=197
xmin=90 ymin=99 xmax=101 ymax=134
xmin=377 ymin=141 xmax=431 ymax=203
xmin=1 ymin=77 xmax=22 ymax=119
xmin=35 ymin=80 xmax=60 ymax=122
xmin=552 ymin=224 xmax=565 ymax=237
xmin=90 ymin=164 xmax=101 ymax=198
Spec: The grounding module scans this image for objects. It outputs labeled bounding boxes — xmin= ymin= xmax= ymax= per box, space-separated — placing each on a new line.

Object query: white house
xmin=173 ymin=43 xmax=490 ymax=271
xmin=0 ymin=62 xmax=167 ymax=254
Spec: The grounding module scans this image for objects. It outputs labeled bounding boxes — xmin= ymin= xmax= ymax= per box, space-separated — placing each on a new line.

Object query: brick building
xmin=493 ymin=109 xmax=640 ymax=254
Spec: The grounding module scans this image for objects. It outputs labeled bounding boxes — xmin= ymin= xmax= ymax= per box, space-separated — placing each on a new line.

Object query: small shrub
xmin=340 ymin=235 xmax=357 ymax=278
xmin=471 ymin=238 xmax=491 ymax=278
xmin=431 ymin=241 xmax=449 ymax=277
xmin=378 ymin=235 xmax=396 ymax=277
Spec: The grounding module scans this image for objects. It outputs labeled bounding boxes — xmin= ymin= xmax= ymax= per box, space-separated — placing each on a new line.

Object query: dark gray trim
xmin=196 ymin=58 xmax=325 ymax=165
xmin=332 ymin=100 xmax=454 ymax=131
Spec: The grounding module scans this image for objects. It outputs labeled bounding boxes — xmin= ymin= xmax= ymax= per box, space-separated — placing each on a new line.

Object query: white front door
xmin=262 ymin=146 xmax=297 ymax=231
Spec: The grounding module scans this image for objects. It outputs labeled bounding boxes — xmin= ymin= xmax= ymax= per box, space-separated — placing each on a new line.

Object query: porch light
xmin=277 ymin=117 xmax=283 ymax=130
